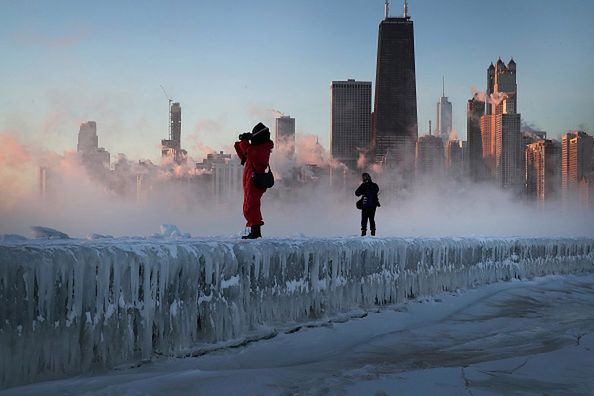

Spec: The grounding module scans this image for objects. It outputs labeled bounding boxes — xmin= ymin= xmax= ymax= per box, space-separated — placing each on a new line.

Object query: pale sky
xmin=1 ymin=0 xmax=593 ymax=162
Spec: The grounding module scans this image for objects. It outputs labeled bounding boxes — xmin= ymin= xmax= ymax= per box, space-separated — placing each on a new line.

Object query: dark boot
xmin=361 ymin=229 xmax=366 ymax=236
xmin=371 ymin=229 xmax=376 ymax=236
xmin=242 ymin=225 xmax=262 ymax=239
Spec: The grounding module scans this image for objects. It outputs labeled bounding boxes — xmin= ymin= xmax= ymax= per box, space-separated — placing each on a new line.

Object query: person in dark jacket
xmin=234 ymin=122 xmax=274 ymax=239
xmin=355 ymin=172 xmax=380 ymax=236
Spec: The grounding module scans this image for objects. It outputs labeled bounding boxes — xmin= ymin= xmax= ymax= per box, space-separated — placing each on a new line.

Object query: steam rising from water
xmin=0 ymin=129 xmax=591 ymax=239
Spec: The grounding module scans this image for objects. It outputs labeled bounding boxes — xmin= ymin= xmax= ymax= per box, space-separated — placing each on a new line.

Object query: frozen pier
xmin=1 ymin=237 xmax=593 ymax=389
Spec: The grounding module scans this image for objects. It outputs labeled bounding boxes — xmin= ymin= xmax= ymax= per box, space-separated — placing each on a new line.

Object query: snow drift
xmin=1 ymin=237 xmax=593 ymax=389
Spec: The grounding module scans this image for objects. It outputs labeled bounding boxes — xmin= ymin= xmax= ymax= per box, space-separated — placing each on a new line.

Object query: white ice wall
xmin=1 ymin=237 xmax=593 ymax=389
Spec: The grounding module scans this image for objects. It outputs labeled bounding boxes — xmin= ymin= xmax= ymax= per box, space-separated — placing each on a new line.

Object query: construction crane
xmin=160 ymin=85 xmax=173 ymax=140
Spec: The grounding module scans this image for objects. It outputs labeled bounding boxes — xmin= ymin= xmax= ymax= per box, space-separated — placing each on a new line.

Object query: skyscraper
xmin=467 ymin=96 xmax=485 ymax=181
xmin=436 ymin=77 xmax=452 ymax=145
xmin=480 ymin=59 xmax=522 ymax=189
xmin=416 ymin=122 xmax=444 ymax=177
xmin=77 ymin=121 xmax=98 ymax=153
xmin=77 ymin=121 xmax=110 ymax=168
xmin=561 ymin=131 xmax=594 ymax=202
xmin=275 ymin=115 xmax=296 ymax=158
xmin=331 ymin=79 xmax=372 ymax=171
xmin=525 ymin=139 xmax=561 ymax=205
xmin=161 ymin=102 xmax=187 ymax=164
xmin=446 ymin=139 xmax=464 ymax=178
xmin=494 ymin=111 xmax=522 ymax=189
xmin=372 ymin=0 xmax=418 ymax=175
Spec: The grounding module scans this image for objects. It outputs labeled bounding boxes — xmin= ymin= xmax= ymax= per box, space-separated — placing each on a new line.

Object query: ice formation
xmin=30 ymin=226 xmax=69 ymax=240
xmin=0 ymin=236 xmax=593 ymax=389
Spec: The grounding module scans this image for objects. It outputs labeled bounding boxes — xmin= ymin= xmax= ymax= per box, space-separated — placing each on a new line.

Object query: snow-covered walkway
xmin=2 ymin=273 xmax=594 ymax=395
xmin=1 ymin=237 xmax=593 ymax=390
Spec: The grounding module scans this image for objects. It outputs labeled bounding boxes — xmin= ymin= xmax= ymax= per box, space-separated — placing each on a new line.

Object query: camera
xmin=238 ymin=132 xmax=252 ymax=141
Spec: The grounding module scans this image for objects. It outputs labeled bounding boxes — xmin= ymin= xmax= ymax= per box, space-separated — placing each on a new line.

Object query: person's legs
xmin=361 ymin=209 xmax=369 ymax=236
xmin=369 ymin=207 xmax=376 ymax=236
xmin=243 ymin=186 xmax=265 ymax=238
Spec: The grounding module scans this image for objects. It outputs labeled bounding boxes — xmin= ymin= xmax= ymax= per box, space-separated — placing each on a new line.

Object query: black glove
xmin=238 ymin=132 xmax=252 ymax=141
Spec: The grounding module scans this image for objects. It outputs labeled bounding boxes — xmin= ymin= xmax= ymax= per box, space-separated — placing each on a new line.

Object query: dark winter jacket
xmin=355 ymin=181 xmax=380 ymax=209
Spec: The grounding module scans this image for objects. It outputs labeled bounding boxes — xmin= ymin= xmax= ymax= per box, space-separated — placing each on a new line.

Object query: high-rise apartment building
xmin=436 ymin=79 xmax=452 ymax=145
xmin=330 ymin=79 xmax=372 ymax=170
xmin=561 ymin=131 xmax=594 ymax=202
xmin=372 ymin=1 xmax=417 ymax=174
xmin=494 ymin=112 xmax=522 ymax=189
xmin=196 ymin=151 xmax=243 ymax=203
xmin=525 ymin=139 xmax=561 ymax=205
xmin=416 ymin=127 xmax=444 ymax=177
xmin=480 ymin=59 xmax=522 ymax=189
xmin=275 ymin=115 xmax=296 ymax=158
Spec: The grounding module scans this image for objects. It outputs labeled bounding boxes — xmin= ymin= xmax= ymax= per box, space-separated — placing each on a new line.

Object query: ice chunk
xmin=86 ymin=233 xmax=114 ymax=240
xmin=30 ymin=226 xmax=69 ymax=239
xmin=0 ymin=233 xmax=28 ymax=243
xmin=157 ymin=224 xmax=190 ymax=238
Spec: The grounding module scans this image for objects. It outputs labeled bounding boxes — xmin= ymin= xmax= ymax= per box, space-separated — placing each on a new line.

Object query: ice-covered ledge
xmin=1 ymin=236 xmax=593 ymax=389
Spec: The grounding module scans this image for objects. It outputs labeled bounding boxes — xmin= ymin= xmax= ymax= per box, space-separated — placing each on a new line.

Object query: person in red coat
xmin=234 ymin=122 xmax=274 ymax=239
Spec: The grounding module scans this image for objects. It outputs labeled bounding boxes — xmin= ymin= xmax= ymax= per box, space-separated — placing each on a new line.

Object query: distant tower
xmin=331 ymin=79 xmax=372 ymax=171
xmin=77 ymin=121 xmax=110 ymax=168
xmin=467 ymin=96 xmax=485 ymax=181
xmin=525 ymin=139 xmax=561 ymax=206
xmin=561 ymin=131 xmax=594 ymax=203
xmin=373 ymin=0 xmax=418 ymax=177
xmin=39 ymin=166 xmax=48 ymax=200
xmin=436 ymin=77 xmax=452 ymax=145
xmin=480 ymin=58 xmax=522 ymax=190
xmin=446 ymin=139 xmax=464 ymax=178
xmin=77 ymin=121 xmax=98 ymax=153
xmin=416 ymin=122 xmax=444 ymax=177
xmin=170 ymin=102 xmax=182 ymax=150
xmin=161 ymin=102 xmax=187 ymax=164
xmin=275 ymin=115 xmax=296 ymax=158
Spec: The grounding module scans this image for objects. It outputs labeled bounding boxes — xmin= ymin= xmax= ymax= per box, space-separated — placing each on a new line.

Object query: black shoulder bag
xmin=252 ymin=165 xmax=275 ymax=189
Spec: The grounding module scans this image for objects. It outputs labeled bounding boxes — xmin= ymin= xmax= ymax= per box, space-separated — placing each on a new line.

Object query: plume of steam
xmin=471 ymin=85 xmax=487 ymax=102
xmin=488 ymin=91 xmax=508 ymax=107
xmin=248 ymin=105 xmax=284 ymax=121
xmin=448 ymin=129 xmax=459 ymax=142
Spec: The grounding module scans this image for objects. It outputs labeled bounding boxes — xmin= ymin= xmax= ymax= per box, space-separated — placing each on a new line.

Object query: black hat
xmin=252 ymin=122 xmax=269 ymax=136
xmin=251 ymin=122 xmax=271 ymax=145
xmin=362 ymin=172 xmax=371 ymax=181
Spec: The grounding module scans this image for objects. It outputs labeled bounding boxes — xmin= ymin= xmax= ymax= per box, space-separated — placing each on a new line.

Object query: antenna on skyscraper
xmin=385 ymin=0 xmax=389 ymax=18
xmin=442 ymin=76 xmax=445 ymax=97
xmin=403 ymin=0 xmax=409 ymax=18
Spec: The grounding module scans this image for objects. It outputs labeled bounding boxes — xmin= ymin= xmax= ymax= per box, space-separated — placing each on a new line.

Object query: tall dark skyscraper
xmin=372 ymin=0 xmax=418 ymax=174
xmin=275 ymin=115 xmax=296 ymax=158
xmin=331 ymin=79 xmax=372 ymax=171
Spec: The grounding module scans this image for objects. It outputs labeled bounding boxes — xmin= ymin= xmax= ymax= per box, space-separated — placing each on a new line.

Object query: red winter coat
xmin=234 ymin=139 xmax=274 ymax=227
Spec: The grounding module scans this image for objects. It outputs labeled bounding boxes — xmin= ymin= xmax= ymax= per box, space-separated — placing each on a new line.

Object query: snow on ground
xmin=2 ymin=273 xmax=593 ymax=396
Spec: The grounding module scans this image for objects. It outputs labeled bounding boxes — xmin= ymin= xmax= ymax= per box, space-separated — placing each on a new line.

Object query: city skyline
xmin=1 ymin=0 xmax=593 ymax=162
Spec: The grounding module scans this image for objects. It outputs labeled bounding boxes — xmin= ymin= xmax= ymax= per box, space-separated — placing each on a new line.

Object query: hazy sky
xmin=1 ymin=0 xmax=593 ymax=162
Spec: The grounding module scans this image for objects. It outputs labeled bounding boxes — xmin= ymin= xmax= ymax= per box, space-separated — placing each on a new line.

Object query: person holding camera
xmin=234 ymin=122 xmax=274 ymax=239
xmin=355 ymin=172 xmax=380 ymax=236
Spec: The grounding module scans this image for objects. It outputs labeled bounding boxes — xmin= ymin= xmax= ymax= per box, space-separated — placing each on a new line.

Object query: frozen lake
xmin=3 ymin=273 xmax=593 ymax=395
